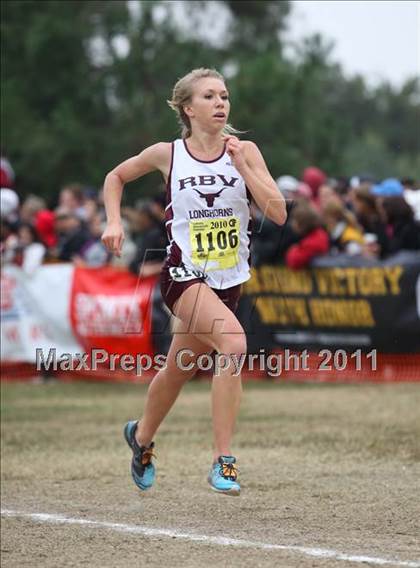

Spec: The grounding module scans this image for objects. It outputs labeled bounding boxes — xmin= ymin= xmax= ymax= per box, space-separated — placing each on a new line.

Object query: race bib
xmin=169 ymin=265 xmax=207 ymax=282
xmin=189 ymin=216 xmax=240 ymax=270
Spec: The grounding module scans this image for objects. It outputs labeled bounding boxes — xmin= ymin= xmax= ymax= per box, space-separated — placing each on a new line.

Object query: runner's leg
xmin=135 ymin=318 xmax=212 ymax=447
xmin=172 ymin=283 xmax=247 ymax=461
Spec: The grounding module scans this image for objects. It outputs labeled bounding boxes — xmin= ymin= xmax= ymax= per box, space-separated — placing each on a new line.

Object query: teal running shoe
xmin=208 ymin=456 xmax=240 ymax=496
xmin=123 ymin=420 xmax=156 ymax=491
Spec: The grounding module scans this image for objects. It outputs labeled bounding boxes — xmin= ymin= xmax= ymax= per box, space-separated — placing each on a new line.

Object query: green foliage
xmin=1 ymin=0 xmax=419 ymax=202
xmin=2 ymin=0 xmax=120 ymax=199
xmin=224 ymin=0 xmax=290 ymax=54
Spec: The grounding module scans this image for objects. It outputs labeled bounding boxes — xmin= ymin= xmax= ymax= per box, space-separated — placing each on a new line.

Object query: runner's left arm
xmin=223 ymin=136 xmax=287 ymax=226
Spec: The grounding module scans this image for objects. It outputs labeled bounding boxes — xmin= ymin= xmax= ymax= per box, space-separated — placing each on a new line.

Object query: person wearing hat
xmin=0 ymin=156 xmax=15 ymax=189
xmin=302 ymin=166 xmax=327 ymax=205
xmin=371 ymin=178 xmax=403 ymax=198
xmin=35 ymin=209 xmax=57 ymax=248
xmin=0 ymin=187 xmax=19 ymax=222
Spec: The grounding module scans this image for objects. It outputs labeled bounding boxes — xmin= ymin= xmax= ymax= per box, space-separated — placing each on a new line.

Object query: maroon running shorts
xmin=160 ymin=256 xmax=241 ymax=316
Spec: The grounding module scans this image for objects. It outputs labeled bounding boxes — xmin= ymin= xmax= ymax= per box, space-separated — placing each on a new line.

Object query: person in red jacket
xmin=286 ymin=203 xmax=330 ymax=269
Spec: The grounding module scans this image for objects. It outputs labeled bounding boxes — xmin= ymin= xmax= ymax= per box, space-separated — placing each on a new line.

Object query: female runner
xmin=102 ymin=68 xmax=286 ymax=496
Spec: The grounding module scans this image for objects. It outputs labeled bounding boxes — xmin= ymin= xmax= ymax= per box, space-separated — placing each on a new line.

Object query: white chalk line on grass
xmin=2 ymin=509 xmax=419 ymax=567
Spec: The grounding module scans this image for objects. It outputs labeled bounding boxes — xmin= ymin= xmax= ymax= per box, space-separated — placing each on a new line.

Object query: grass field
xmin=1 ymin=379 xmax=420 ymax=567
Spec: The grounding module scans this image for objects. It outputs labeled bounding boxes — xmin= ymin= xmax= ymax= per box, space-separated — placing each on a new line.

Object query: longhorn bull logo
xmin=193 ymin=187 xmax=228 ymax=207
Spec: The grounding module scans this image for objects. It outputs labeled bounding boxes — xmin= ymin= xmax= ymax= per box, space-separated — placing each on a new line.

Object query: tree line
xmin=2 ymin=0 xmax=419 ymax=202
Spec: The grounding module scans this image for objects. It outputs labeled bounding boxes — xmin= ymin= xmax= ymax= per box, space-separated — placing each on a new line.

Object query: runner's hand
xmin=101 ymin=221 xmax=125 ymax=257
xmin=222 ymin=135 xmax=247 ymax=172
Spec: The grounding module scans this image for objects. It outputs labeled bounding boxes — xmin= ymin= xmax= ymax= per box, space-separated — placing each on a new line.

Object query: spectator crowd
xmin=1 ymin=154 xmax=420 ymax=277
xmin=252 ymin=168 xmax=420 ymax=268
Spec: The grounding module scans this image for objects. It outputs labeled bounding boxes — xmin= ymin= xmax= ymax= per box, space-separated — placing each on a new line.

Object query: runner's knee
xmin=167 ymin=348 xmax=210 ymax=379
xmin=218 ymin=332 xmax=247 ymax=358
xmin=166 ymin=359 xmax=197 ymax=381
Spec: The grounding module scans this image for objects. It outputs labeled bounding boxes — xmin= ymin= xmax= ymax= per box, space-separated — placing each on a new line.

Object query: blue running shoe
xmin=208 ymin=456 xmax=240 ymax=496
xmin=123 ymin=420 xmax=156 ymax=491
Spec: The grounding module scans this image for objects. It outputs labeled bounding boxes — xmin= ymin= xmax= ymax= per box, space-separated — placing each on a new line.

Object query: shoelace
xmin=220 ymin=462 xmax=238 ymax=481
xmin=141 ymin=446 xmax=156 ymax=466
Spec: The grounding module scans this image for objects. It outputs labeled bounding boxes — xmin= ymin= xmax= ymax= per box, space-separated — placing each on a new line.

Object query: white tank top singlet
xmin=165 ymin=139 xmax=252 ymax=289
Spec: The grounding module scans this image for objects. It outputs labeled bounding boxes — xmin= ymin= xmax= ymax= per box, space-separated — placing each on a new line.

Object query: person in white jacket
xmin=16 ymin=223 xmax=46 ymax=275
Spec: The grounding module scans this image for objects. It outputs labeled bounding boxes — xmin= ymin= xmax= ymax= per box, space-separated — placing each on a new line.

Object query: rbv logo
xmin=178 ymin=174 xmax=238 ymax=190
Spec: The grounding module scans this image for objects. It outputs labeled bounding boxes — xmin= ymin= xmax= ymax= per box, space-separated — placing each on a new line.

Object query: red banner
xmin=69 ymin=266 xmax=158 ymax=358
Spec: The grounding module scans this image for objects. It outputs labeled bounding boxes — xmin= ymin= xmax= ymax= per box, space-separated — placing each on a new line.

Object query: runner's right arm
xmin=101 ymin=143 xmax=171 ymax=257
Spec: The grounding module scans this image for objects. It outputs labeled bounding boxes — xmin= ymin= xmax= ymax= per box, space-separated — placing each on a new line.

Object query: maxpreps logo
xmin=179 ymin=174 xmax=238 ymax=208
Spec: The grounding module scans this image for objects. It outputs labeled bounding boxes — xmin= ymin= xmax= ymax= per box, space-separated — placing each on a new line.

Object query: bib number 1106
xmin=190 ymin=216 xmax=240 ymax=270
xmin=194 ymin=228 xmax=238 ymax=253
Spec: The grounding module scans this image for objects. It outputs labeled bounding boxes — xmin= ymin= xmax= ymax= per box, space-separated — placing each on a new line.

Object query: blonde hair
xmin=167 ymin=68 xmax=242 ymax=138
xmin=322 ymin=200 xmax=361 ymax=230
